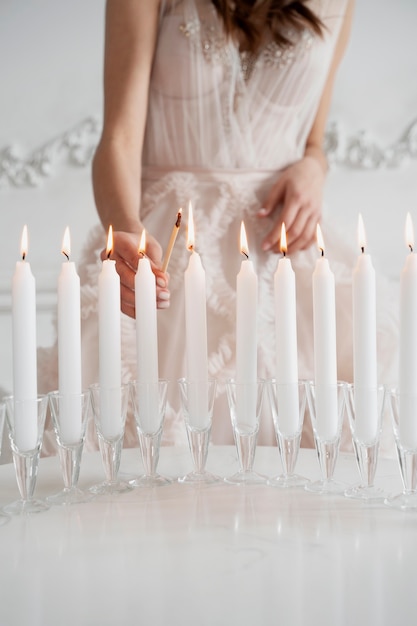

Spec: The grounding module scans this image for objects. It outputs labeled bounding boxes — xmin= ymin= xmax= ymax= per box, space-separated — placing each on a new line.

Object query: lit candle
xmin=236 ymin=221 xmax=258 ymax=430
xmin=135 ymin=229 xmax=159 ymax=432
xmin=399 ymin=213 xmax=417 ymax=448
xmin=98 ymin=225 xmax=122 ymax=438
xmin=352 ymin=214 xmax=378 ymax=442
xmin=312 ymin=224 xmax=338 ymax=440
xmin=184 ymin=201 xmax=209 ymax=429
xmin=58 ymin=227 xmax=82 ymax=443
xmin=12 ymin=225 xmax=38 ymax=451
xmin=274 ymin=223 xmax=299 ymax=435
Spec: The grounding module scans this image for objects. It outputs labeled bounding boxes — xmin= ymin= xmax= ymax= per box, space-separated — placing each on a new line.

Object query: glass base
xmin=224 ymin=470 xmax=267 ymax=486
xmin=129 ymin=474 xmax=173 ymax=488
xmin=345 ymin=484 xmax=385 ymax=501
xmin=47 ymin=486 xmax=94 ymax=505
xmin=305 ymin=478 xmax=346 ymax=495
xmin=89 ymin=479 xmax=133 ymax=496
xmin=178 ymin=470 xmax=221 ymax=485
xmin=268 ymin=473 xmax=310 ymax=489
xmin=384 ymin=492 xmax=417 ymax=510
xmin=4 ymin=498 xmax=49 ymax=515
xmin=0 ymin=511 xmax=10 ymax=526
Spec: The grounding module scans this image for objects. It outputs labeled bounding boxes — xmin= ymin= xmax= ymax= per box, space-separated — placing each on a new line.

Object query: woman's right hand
xmin=100 ymin=230 xmax=170 ymax=318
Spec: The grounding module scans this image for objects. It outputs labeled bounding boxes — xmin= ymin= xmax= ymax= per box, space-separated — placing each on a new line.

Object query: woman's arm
xmin=92 ymin=0 xmax=169 ymax=317
xmin=259 ymin=0 xmax=356 ymax=254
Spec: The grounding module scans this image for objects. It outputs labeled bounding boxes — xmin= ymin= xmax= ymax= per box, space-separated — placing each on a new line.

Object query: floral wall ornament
xmin=0 ymin=116 xmax=101 ymax=189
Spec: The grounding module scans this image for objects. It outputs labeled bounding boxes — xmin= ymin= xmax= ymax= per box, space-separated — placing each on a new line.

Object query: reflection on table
xmin=0 ymin=445 xmax=414 ymax=626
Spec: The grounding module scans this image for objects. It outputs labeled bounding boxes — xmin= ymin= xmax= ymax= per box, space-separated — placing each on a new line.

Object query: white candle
xmin=12 ymin=225 xmax=38 ymax=451
xmin=274 ymin=223 xmax=299 ymax=436
xmin=98 ymin=226 xmax=122 ymax=438
xmin=399 ymin=213 xmax=417 ymax=448
xmin=352 ymin=214 xmax=378 ymax=442
xmin=135 ymin=230 xmax=159 ymax=433
xmin=236 ymin=221 xmax=258 ymax=431
xmin=184 ymin=202 xmax=209 ymax=429
xmin=57 ymin=227 xmax=82 ymax=443
xmin=312 ymin=225 xmax=338 ymax=440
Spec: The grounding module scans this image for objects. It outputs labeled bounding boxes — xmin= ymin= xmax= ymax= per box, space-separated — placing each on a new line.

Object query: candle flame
xmin=240 ymin=221 xmax=249 ymax=258
xmin=187 ymin=200 xmax=195 ymax=251
xmin=106 ymin=225 xmax=113 ymax=259
xmin=357 ymin=213 xmax=366 ymax=252
xmin=20 ymin=224 xmax=28 ymax=260
xmin=406 ymin=212 xmax=414 ymax=252
xmin=280 ymin=222 xmax=287 ymax=255
xmin=139 ymin=229 xmax=147 ymax=256
xmin=316 ymin=223 xmax=325 ymax=256
xmin=62 ymin=226 xmax=71 ymax=260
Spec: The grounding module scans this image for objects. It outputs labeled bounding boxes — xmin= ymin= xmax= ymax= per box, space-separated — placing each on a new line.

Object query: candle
xmin=184 ymin=202 xmax=209 ymax=429
xmin=135 ymin=229 xmax=159 ymax=433
xmin=98 ymin=225 xmax=122 ymax=438
xmin=274 ymin=222 xmax=299 ymax=436
xmin=312 ymin=224 xmax=338 ymax=440
xmin=58 ymin=227 xmax=82 ymax=443
xmin=352 ymin=214 xmax=378 ymax=442
xmin=235 ymin=221 xmax=258 ymax=430
xmin=399 ymin=213 xmax=417 ymax=448
xmin=12 ymin=225 xmax=38 ymax=451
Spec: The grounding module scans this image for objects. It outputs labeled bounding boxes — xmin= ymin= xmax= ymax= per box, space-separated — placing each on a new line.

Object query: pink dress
xmin=38 ymin=0 xmax=398 ymax=456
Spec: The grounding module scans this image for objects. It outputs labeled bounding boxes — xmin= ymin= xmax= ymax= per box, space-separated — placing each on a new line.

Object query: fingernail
xmin=262 ymin=241 xmax=271 ymax=251
xmin=156 ymin=277 xmax=166 ymax=288
xmin=157 ymin=291 xmax=170 ymax=301
xmin=157 ymin=300 xmax=170 ymax=309
xmin=258 ymin=207 xmax=268 ymax=216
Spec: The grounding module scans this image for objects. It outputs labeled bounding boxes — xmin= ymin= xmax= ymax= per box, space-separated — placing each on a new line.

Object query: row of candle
xmin=10 ymin=206 xmax=417 ymax=452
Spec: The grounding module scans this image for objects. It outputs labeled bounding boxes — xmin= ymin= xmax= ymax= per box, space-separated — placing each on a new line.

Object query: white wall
xmin=0 ymin=0 xmax=416 ymax=398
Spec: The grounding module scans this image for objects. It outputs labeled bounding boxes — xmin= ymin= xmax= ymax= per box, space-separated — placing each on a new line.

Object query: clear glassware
xmin=47 ymin=391 xmax=93 ymax=505
xmin=177 ymin=378 xmax=220 ymax=484
xmin=89 ymin=384 xmax=132 ymax=495
xmin=0 ymin=402 xmax=10 ymax=525
xmin=267 ymin=380 xmax=309 ymax=488
xmin=225 ymin=379 xmax=267 ymax=485
xmin=384 ymin=388 xmax=417 ymax=510
xmin=304 ymin=381 xmax=347 ymax=495
xmin=3 ymin=395 xmax=49 ymax=514
xmin=344 ymin=384 xmax=386 ymax=500
xmin=129 ymin=380 xmax=172 ymax=487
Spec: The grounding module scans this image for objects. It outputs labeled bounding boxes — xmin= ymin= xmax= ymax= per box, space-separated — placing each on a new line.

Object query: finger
xmin=258 ymin=176 xmax=286 ymax=218
xmin=287 ymin=216 xmax=317 ymax=254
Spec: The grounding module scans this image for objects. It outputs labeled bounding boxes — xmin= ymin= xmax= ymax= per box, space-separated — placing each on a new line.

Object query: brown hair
xmin=211 ymin=0 xmax=324 ymax=52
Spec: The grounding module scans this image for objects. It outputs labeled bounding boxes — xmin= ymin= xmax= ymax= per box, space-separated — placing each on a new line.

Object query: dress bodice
xmin=143 ymin=0 xmax=348 ymax=171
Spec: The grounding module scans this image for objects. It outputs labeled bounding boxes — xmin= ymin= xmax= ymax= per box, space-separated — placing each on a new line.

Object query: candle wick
xmin=282 ymin=250 xmax=286 ymax=257
xmin=361 ymin=246 xmax=365 ymax=254
xmin=410 ymin=244 xmax=414 ymax=253
xmin=320 ymin=248 xmax=324 ymax=257
xmin=21 ymin=252 xmax=26 ymax=261
xmin=139 ymin=250 xmax=147 ymax=258
xmin=62 ymin=251 xmax=70 ymax=261
xmin=241 ymin=250 xmax=249 ymax=260
xmin=188 ymin=244 xmax=194 ymax=253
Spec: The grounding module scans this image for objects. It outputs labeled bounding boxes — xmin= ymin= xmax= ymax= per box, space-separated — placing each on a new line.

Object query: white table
xmin=0 ymin=445 xmax=413 ymax=626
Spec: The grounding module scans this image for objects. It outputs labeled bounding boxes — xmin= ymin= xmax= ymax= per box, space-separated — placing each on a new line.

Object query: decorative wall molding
xmin=1 ymin=116 xmax=417 ymax=189
xmin=0 ymin=116 xmax=101 ymax=189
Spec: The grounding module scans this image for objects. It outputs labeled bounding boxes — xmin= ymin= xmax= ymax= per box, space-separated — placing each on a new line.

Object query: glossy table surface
xmin=0 ymin=445 xmax=414 ymax=626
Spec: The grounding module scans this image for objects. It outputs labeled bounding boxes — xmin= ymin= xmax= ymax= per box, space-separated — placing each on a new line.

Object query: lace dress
xmin=38 ymin=0 xmax=398 ymax=456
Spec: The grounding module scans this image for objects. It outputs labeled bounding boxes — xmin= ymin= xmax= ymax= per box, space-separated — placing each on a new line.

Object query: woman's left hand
xmin=258 ymin=154 xmax=326 ymax=254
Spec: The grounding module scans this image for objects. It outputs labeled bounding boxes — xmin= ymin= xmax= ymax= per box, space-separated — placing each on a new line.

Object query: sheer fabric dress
xmin=38 ymin=0 xmax=398 ymax=456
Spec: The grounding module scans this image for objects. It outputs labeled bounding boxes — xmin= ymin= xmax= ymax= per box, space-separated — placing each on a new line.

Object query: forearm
xmin=92 ymin=136 xmax=142 ymax=234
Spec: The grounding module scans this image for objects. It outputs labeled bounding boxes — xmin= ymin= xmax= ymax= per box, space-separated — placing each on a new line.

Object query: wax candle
xmin=184 ymin=202 xmax=209 ymax=429
xmin=352 ymin=214 xmax=378 ymax=442
xmin=399 ymin=213 xmax=417 ymax=448
xmin=235 ymin=221 xmax=258 ymax=430
xmin=12 ymin=225 xmax=38 ymax=451
xmin=135 ymin=229 xmax=159 ymax=433
xmin=57 ymin=227 xmax=82 ymax=443
xmin=312 ymin=225 xmax=338 ymax=440
xmin=98 ymin=226 xmax=122 ymax=438
xmin=274 ymin=223 xmax=299 ymax=436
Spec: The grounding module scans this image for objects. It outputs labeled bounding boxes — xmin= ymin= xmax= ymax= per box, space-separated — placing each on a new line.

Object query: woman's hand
xmin=258 ymin=153 xmax=326 ymax=254
xmin=100 ymin=230 xmax=170 ymax=318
